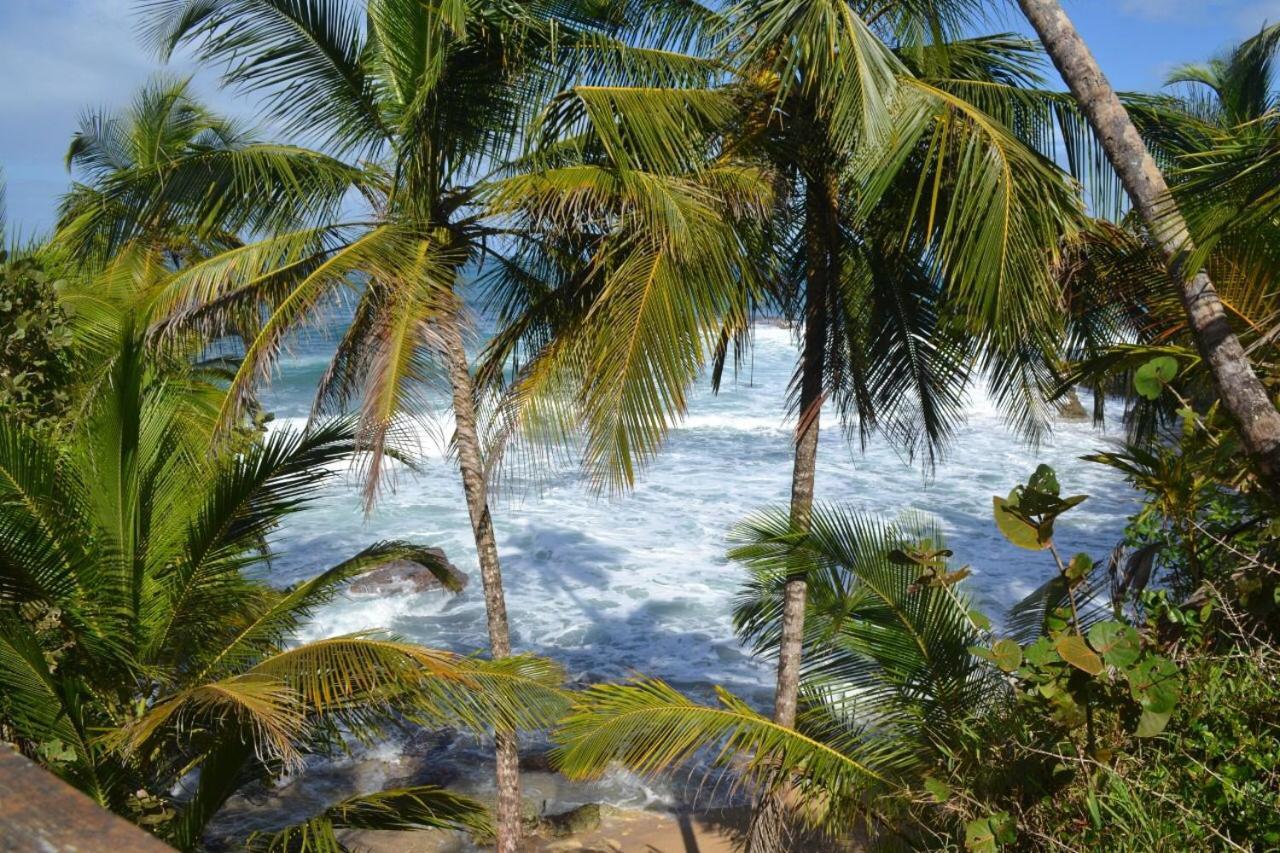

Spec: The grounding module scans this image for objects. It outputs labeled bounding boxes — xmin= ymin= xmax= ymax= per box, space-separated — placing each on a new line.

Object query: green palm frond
xmin=0 ymin=616 xmax=102 ymax=779
xmin=142 ymin=0 xmax=389 ymax=153
xmin=853 ymin=78 xmax=1084 ymax=440
xmin=728 ymin=0 xmax=905 ymax=153
xmin=553 ymin=678 xmax=913 ymax=833
xmin=58 ymin=143 xmax=363 ymax=260
xmin=731 ymin=506 xmax=997 ymax=732
xmin=114 ymin=672 xmax=309 ymax=766
xmin=535 ymin=86 xmax=736 ymax=173
xmin=0 ymin=421 xmax=88 ymax=605
xmin=247 ymin=785 xmax=491 ymax=852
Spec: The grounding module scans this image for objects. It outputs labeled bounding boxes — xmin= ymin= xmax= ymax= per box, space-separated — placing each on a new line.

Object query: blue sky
xmin=3 ymin=0 xmax=1279 ymax=234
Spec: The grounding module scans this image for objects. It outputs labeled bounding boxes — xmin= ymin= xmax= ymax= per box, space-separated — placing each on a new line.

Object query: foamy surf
xmin=257 ymin=318 xmax=1139 ymax=814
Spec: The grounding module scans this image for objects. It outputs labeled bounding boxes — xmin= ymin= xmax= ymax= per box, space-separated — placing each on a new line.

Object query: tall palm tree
xmin=481 ymin=6 xmax=1086 ymax=846
xmin=101 ymin=2 xmax=721 ymax=847
xmin=1016 ymin=0 xmax=1280 ymax=497
xmin=0 ymin=276 xmax=566 ymax=850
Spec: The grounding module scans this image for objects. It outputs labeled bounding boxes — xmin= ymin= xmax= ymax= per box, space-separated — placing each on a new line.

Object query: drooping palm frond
xmin=247 ymin=785 xmax=492 ymax=852
xmin=727 ymin=0 xmax=905 ymax=154
xmin=0 ymin=303 xmax=566 ymax=846
xmin=731 ymin=506 xmax=998 ymax=734
xmin=58 ymin=143 xmax=364 ymax=261
xmin=478 ymin=155 xmax=770 ymax=491
xmin=852 ymin=77 xmax=1085 ymax=440
xmin=142 ymin=0 xmax=390 ymax=154
xmin=553 ymin=678 xmax=914 ymax=815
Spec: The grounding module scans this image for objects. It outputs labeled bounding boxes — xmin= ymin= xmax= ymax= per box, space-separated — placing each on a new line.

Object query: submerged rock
xmin=349 ymin=553 xmax=468 ymax=595
xmin=1058 ymin=389 xmax=1089 ymax=422
xmin=519 ymin=750 xmax=556 ymax=773
xmin=538 ymin=803 xmax=603 ymax=838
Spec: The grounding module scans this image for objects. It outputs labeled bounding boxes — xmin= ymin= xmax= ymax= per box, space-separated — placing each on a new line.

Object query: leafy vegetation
xmin=0 ymin=255 xmax=74 ymax=430
xmin=1 ymin=1 xmax=1279 ymax=851
xmin=0 ymin=294 xmax=567 ymax=849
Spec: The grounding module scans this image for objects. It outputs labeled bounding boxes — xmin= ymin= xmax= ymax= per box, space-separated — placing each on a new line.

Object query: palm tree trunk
xmin=747 ymin=175 xmax=832 ymax=853
xmin=1018 ymin=0 xmax=1280 ymax=495
xmin=440 ymin=316 xmax=522 ymax=853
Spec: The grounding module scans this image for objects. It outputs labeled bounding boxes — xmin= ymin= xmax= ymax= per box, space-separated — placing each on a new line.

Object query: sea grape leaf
xmin=994 ymin=494 xmax=1046 ymax=550
xmin=1027 ymin=464 xmax=1060 ymax=496
xmin=1136 ymin=708 xmax=1173 ymax=738
xmin=1055 ymin=634 xmax=1103 ymax=675
xmin=1127 ymin=657 xmax=1181 ymax=714
xmin=1087 ymin=622 xmax=1141 ymax=669
xmin=1134 ymin=356 xmax=1179 ymax=400
xmin=1066 ymin=553 xmax=1094 ymax=584
xmin=1023 ymin=637 xmax=1058 ymax=666
xmin=990 ymin=639 xmax=1023 ymax=673
xmin=923 ymin=776 xmax=951 ymax=803
xmin=965 ymin=818 xmax=998 ymax=853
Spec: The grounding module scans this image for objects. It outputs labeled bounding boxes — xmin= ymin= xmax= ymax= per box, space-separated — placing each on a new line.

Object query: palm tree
xmin=551 ymin=507 xmax=1003 ymax=847
xmin=481 ymin=6 xmax=1086 ymax=846
xmin=100 ymin=2 xmax=718 ymax=846
xmin=57 ymin=74 xmax=358 ymax=268
xmin=1015 ymin=0 xmax=1280 ymax=496
xmin=0 ymin=281 xmax=567 ymax=850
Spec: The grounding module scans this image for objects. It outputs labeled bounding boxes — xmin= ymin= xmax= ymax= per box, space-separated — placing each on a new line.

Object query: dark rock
xmin=520 ymin=750 xmax=556 ymax=773
xmin=1058 ymin=389 xmax=1089 ymax=422
xmin=538 ymin=803 xmax=603 ymax=838
xmin=401 ymin=726 xmax=457 ymax=758
xmin=349 ymin=553 xmax=467 ymax=595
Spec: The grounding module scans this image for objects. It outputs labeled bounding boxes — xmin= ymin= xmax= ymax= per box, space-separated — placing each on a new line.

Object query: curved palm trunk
xmin=747 ymin=176 xmax=833 ymax=853
xmin=1018 ymin=0 xmax=1280 ymax=496
xmin=440 ymin=316 xmax=522 ymax=853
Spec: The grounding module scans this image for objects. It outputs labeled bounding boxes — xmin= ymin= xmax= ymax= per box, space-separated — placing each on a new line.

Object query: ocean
xmin=245 ymin=312 xmax=1139 ymax=818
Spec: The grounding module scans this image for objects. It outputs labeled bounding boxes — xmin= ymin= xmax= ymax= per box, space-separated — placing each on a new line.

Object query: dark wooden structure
xmin=0 ymin=747 xmax=172 ymax=851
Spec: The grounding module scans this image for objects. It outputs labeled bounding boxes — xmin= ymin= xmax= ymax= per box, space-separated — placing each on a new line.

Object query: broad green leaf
xmin=969 ymin=610 xmax=993 ymax=632
xmin=1023 ymin=637 xmax=1059 ymax=666
xmin=990 ymin=639 xmax=1023 ymax=673
xmin=993 ymin=494 xmax=1046 ymax=550
xmin=923 ymin=775 xmax=951 ymax=803
xmin=1136 ymin=708 xmax=1172 ymax=738
xmin=1127 ymin=657 xmax=1181 ymax=714
xmin=1055 ymin=634 xmax=1103 ymax=675
xmin=1065 ymin=553 xmax=1094 ymax=584
xmin=1133 ymin=356 xmax=1179 ymax=400
xmin=1027 ymin=464 xmax=1060 ymax=496
xmin=1087 ymin=622 xmax=1141 ymax=669
xmin=965 ymin=817 xmax=998 ymax=853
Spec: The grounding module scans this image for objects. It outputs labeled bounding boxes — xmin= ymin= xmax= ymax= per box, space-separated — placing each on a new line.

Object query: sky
xmin=3 ymin=0 xmax=1280 ymax=234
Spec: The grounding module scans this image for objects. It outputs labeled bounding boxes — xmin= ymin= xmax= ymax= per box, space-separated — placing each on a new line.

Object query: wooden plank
xmin=0 ymin=747 xmax=173 ymax=851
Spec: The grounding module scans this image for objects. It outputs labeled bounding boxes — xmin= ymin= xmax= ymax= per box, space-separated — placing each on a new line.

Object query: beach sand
xmin=339 ymin=805 xmax=752 ymax=852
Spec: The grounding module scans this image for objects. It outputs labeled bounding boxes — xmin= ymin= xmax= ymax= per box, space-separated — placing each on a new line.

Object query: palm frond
xmin=248 ymin=785 xmax=491 ymax=852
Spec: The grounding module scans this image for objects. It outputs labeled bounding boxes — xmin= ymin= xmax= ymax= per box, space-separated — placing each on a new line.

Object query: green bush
xmin=0 ymin=255 xmax=74 ymax=429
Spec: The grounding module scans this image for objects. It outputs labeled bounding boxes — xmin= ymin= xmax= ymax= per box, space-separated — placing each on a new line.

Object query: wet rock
xmin=401 ymin=726 xmax=457 ymax=758
xmin=349 ymin=553 xmax=467 ymax=595
xmin=538 ymin=803 xmax=603 ymax=838
xmin=1058 ymin=389 xmax=1089 ymax=422
xmin=520 ymin=750 xmax=556 ymax=773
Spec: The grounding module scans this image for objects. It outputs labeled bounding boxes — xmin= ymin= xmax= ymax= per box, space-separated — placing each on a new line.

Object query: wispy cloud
xmin=1120 ymin=0 xmax=1280 ymax=30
